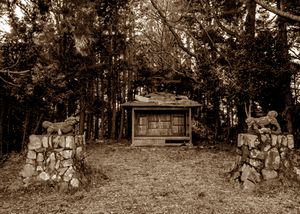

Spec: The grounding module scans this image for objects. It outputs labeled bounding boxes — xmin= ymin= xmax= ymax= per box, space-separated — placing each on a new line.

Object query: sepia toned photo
xmin=1 ymin=0 xmax=300 ymax=213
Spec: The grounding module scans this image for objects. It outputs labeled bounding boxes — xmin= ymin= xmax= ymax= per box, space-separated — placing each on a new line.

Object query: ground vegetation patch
xmin=0 ymin=144 xmax=300 ymax=213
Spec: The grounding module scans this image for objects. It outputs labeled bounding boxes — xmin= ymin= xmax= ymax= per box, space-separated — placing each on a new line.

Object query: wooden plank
xmin=137 ymin=125 xmax=147 ymax=135
xmin=132 ymin=108 xmax=135 ymax=143
xmin=131 ymin=139 xmax=165 ymax=146
xmin=188 ymin=108 xmax=192 ymax=144
xmin=131 ymin=107 xmax=189 ymax=111
xmin=134 ymin=136 xmax=190 ymax=140
xmin=139 ymin=117 xmax=148 ymax=125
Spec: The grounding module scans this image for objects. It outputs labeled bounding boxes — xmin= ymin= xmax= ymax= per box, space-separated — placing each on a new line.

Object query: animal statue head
xmin=245 ymin=102 xmax=281 ymax=134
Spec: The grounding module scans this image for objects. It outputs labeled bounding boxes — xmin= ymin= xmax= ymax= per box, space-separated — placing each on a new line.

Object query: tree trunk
xmin=0 ymin=90 xmax=4 ymax=157
xmin=34 ymin=113 xmax=44 ymax=134
xmin=109 ymin=23 xmax=117 ymax=143
xmin=277 ymin=0 xmax=294 ymax=133
xmin=118 ymin=108 xmax=125 ymax=142
xmin=94 ymin=77 xmax=99 ymax=140
xmin=255 ymin=0 xmax=300 ymax=22
xmin=21 ymin=108 xmax=30 ymax=150
xmin=245 ymin=0 xmax=256 ymax=43
xmin=86 ymin=113 xmax=93 ymax=141
xmin=237 ymin=0 xmax=256 ymax=132
xmin=79 ymin=93 xmax=86 ymax=135
xmin=100 ymin=77 xmax=105 ymax=140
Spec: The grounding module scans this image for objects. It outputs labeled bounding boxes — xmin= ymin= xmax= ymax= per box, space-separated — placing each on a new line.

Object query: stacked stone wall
xmin=232 ymin=133 xmax=297 ymax=190
xmin=20 ymin=135 xmax=86 ymax=191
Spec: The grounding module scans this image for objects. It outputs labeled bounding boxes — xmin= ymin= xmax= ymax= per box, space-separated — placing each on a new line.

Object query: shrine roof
xmin=121 ymin=92 xmax=201 ymax=108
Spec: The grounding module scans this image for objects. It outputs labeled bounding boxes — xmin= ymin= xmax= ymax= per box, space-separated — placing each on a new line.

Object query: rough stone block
xmin=37 ymin=161 xmax=44 ymax=167
xmin=45 ymin=152 xmax=56 ymax=171
xmin=58 ymin=167 xmax=68 ymax=176
xmin=36 ymin=165 xmax=44 ymax=172
xmin=35 ymin=148 xmax=46 ymax=153
xmin=62 ymin=150 xmax=73 ymax=159
xmin=55 ymin=160 xmax=60 ymax=170
xmin=59 ymin=137 xmax=66 ymax=148
xmin=277 ymin=135 xmax=282 ymax=146
xmin=48 ymin=136 xmax=53 ymax=148
xmin=26 ymin=158 xmax=35 ymax=165
xmin=76 ymin=146 xmax=84 ymax=159
xmin=265 ymin=148 xmax=280 ymax=170
xmin=261 ymin=134 xmax=268 ymax=143
xmin=271 ymin=135 xmax=277 ymax=147
xmin=49 ymin=159 xmax=56 ymax=171
xmin=249 ymin=159 xmax=263 ymax=170
xmin=250 ymin=149 xmax=264 ymax=160
xmin=248 ymin=168 xmax=262 ymax=183
xmin=283 ymin=159 xmax=290 ymax=168
xmin=61 ymin=159 xmax=73 ymax=167
xmin=63 ymin=166 xmax=75 ymax=182
xmin=51 ymin=174 xmax=57 ymax=181
xmin=281 ymin=135 xmax=288 ymax=147
xmin=27 ymin=150 xmax=37 ymax=159
xmin=293 ymin=167 xmax=300 ymax=176
xmin=28 ymin=135 xmax=42 ymax=150
xmin=49 ymin=152 xmax=56 ymax=161
xmin=42 ymin=136 xmax=49 ymax=148
xmin=262 ymin=169 xmax=278 ymax=180
xmin=240 ymin=164 xmax=251 ymax=182
xmin=245 ymin=134 xmax=258 ymax=148
xmin=263 ymin=144 xmax=271 ymax=152
xmin=287 ymin=135 xmax=294 ymax=149
xmin=52 ymin=136 xmax=61 ymax=148
xmin=70 ymin=178 xmax=80 ymax=188
xmin=238 ymin=134 xmax=257 ymax=147
xmin=36 ymin=153 xmax=44 ymax=162
xmin=20 ymin=164 xmax=35 ymax=178
xmin=66 ymin=136 xmax=75 ymax=149
xmin=54 ymin=148 xmax=64 ymax=153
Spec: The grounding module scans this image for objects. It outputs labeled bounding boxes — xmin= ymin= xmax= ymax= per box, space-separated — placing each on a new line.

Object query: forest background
xmin=1 ymin=0 xmax=300 ymax=156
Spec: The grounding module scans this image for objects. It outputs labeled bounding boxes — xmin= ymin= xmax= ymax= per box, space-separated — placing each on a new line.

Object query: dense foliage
xmin=1 ymin=0 xmax=300 ymax=155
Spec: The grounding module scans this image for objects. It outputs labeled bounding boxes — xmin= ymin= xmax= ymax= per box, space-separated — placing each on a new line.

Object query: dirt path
xmin=1 ymin=144 xmax=300 ymax=213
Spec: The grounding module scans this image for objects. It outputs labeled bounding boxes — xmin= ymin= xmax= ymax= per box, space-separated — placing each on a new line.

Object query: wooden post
xmin=118 ymin=107 xmax=125 ymax=142
xmin=189 ymin=108 xmax=192 ymax=145
xmin=131 ymin=108 xmax=135 ymax=145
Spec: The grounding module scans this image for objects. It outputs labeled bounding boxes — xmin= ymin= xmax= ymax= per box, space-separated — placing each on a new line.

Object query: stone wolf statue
xmin=42 ymin=116 xmax=79 ymax=135
xmin=245 ymin=102 xmax=281 ymax=134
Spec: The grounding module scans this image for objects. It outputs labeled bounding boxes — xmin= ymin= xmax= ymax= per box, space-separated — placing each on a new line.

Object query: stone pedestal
xmin=20 ymin=135 xmax=86 ymax=191
xmin=231 ymin=133 xmax=300 ymax=190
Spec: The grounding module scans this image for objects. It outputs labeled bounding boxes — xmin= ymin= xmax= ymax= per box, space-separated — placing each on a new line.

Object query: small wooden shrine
xmin=121 ymin=92 xmax=201 ymax=146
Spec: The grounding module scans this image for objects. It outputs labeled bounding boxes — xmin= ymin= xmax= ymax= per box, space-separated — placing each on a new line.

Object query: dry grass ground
xmin=1 ymin=143 xmax=300 ymax=214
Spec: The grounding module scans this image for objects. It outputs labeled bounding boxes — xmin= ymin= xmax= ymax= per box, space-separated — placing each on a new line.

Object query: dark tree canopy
xmin=1 ymin=0 xmax=300 ymax=155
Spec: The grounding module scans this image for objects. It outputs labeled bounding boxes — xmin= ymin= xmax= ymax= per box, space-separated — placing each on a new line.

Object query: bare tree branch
xmin=149 ymin=0 xmax=198 ymax=59
xmin=192 ymin=15 xmax=232 ymax=68
xmin=0 ymin=76 xmax=20 ymax=87
xmin=2 ymin=58 xmax=20 ymax=70
xmin=0 ymin=69 xmax=30 ymax=74
xmin=254 ymin=0 xmax=300 ymax=22
xmin=215 ymin=18 xmax=241 ymax=39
